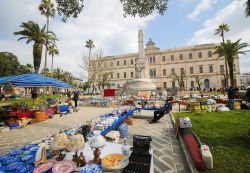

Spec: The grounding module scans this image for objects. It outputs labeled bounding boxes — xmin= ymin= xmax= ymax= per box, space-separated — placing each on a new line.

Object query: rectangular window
xmin=163 ymin=69 xmax=166 ymax=76
xmin=124 ymin=60 xmax=126 ymax=66
xmin=189 ymin=53 xmax=193 ymax=59
xmin=153 ymin=57 xmax=156 ymax=63
xmin=233 ymin=64 xmax=236 ymax=71
xmin=208 ymin=51 xmax=212 ymax=57
xmin=117 ymin=61 xmax=120 ymax=66
xmin=149 ymin=69 xmax=156 ymax=78
xmin=162 ymin=56 xmax=166 ymax=62
xmin=171 ymin=68 xmax=175 ymax=75
xmin=172 ymin=81 xmax=175 ymax=88
xmin=163 ymin=82 xmax=167 ymax=88
xmin=179 ymin=54 xmax=183 ymax=60
xmin=180 ymin=68 xmax=184 ymax=74
xmin=131 ymin=59 xmax=133 ymax=65
xmin=117 ymin=73 xmax=120 ymax=79
xmin=190 ymin=67 xmax=194 ymax=74
xmin=149 ymin=57 xmax=153 ymax=63
xmin=111 ymin=73 xmax=113 ymax=79
xmin=124 ymin=72 xmax=126 ymax=78
xmin=198 ymin=52 xmax=202 ymax=58
xmin=199 ymin=66 xmax=203 ymax=73
xmin=171 ymin=55 xmax=174 ymax=61
xmin=220 ymin=65 xmax=224 ymax=72
xmin=191 ymin=81 xmax=194 ymax=88
xmin=131 ymin=72 xmax=134 ymax=78
xmin=110 ymin=61 xmax=113 ymax=67
xmin=209 ymin=65 xmax=213 ymax=73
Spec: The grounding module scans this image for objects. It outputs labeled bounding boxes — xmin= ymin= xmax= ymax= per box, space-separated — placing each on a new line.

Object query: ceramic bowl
xmin=80 ymin=164 xmax=102 ymax=173
xmin=101 ymin=153 xmax=129 ymax=171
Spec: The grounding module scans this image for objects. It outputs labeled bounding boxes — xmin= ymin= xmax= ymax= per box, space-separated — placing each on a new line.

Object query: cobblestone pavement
xmin=128 ymin=109 xmax=189 ymax=173
xmin=0 ymin=107 xmax=113 ymax=154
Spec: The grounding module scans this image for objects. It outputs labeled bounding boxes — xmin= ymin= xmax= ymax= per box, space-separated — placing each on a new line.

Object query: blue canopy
xmin=0 ymin=73 xmax=74 ymax=88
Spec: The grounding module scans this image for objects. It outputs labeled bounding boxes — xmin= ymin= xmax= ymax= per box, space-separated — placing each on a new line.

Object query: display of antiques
xmin=89 ymin=130 xmax=106 ymax=164
xmin=51 ymin=132 xmax=69 ymax=161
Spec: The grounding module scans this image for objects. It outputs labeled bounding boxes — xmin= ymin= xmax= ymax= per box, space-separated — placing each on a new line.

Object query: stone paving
xmin=0 ymin=107 xmax=113 ymax=154
xmin=127 ymin=110 xmax=189 ymax=173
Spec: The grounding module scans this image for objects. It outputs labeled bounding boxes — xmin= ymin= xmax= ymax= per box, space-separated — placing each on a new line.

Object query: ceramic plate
xmin=9 ymin=148 xmax=23 ymax=156
xmin=33 ymin=161 xmax=55 ymax=173
xmin=22 ymin=144 xmax=36 ymax=150
xmin=21 ymin=154 xmax=33 ymax=162
xmin=6 ymin=162 xmax=23 ymax=171
xmin=29 ymin=146 xmax=39 ymax=152
xmin=2 ymin=156 xmax=18 ymax=165
xmin=52 ymin=160 xmax=76 ymax=173
xmin=80 ymin=164 xmax=102 ymax=173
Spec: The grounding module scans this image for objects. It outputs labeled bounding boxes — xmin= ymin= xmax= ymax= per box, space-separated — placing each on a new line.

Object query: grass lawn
xmin=174 ymin=110 xmax=250 ymax=173
xmin=0 ymin=95 xmax=65 ymax=107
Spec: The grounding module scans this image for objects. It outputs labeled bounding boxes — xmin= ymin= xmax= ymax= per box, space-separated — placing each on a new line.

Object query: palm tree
xmin=39 ymin=0 xmax=55 ymax=75
xmin=14 ymin=21 xmax=57 ymax=73
xmin=53 ymin=67 xmax=64 ymax=80
xmin=215 ymin=23 xmax=230 ymax=87
xmin=48 ymin=44 xmax=59 ymax=74
xmin=214 ymin=39 xmax=249 ymax=86
xmin=245 ymin=0 xmax=250 ymax=17
xmin=85 ymin=39 xmax=95 ymax=58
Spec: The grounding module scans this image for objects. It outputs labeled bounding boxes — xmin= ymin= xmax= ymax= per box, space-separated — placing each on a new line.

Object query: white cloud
xmin=0 ymin=0 xmax=155 ymax=78
xmin=187 ymin=0 xmax=217 ymax=19
xmin=188 ymin=0 xmax=250 ymax=73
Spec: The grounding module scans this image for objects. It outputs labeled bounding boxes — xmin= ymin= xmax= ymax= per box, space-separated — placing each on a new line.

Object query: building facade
xmin=240 ymin=72 xmax=250 ymax=87
xmin=94 ymin=39 xmax=240 ymax=90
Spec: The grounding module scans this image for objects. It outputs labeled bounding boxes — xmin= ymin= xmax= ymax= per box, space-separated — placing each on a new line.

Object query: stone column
xmin=135 ymin=29 xmax=148 ymax=79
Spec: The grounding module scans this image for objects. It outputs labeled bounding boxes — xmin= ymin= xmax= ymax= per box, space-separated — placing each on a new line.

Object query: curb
xmin=170 ymin=113 xmax=199 ymax=173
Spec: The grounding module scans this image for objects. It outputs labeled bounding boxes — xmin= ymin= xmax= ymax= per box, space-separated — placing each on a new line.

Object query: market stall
xmin=0 ymin=73 xmax=74 ymax=131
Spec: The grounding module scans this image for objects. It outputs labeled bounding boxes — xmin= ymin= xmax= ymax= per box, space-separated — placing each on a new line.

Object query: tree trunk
xmin=33 ymin=42 xmax=43 ymax=73
xmin=228 ymin=62 xmax=234 ymax=86
xmin=225 ymin=59 xmax=229 ymax=87
xmin=221 ymin=32 xmax=228 ymax=87
xmin=44 ymin=17 xmax=49 ymax=76
xmin=51 ymin=55 xmax=54 ymax=76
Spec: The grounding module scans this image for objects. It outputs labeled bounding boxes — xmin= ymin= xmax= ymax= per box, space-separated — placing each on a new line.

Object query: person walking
xmin=73 ymin=90 xmax=79 ymax=108
xmin=228 ymin=86 xmax=236 ymax=110
xmin=149 ymin=99 xmax=172 ymax=124
xmin=246 ymin=86 xmax=250 ymax=103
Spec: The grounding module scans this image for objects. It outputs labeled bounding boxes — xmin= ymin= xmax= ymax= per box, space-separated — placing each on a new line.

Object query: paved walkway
xmin=128 ymin=110 xmax=189 ymax=173
xmin=0 ymin=107 xmax=113 ymax=154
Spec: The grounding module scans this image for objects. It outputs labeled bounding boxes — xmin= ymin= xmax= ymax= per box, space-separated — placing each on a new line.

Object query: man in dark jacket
xmin=73 ymin=90 xmax=79 ymax=108
xmin=149 ymin=99 xmax=172 ymax=124
xmin=228 ymin=86 xmax=236 ymax=110
xmin=246 ymin=87 xmax=250 ymax=103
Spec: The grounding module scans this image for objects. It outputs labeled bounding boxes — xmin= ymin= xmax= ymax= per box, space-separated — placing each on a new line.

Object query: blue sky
xmin=0 ymin=0 xmax=249 ymax=77
xmin=144 ymin=0 xmax=235 ymax=49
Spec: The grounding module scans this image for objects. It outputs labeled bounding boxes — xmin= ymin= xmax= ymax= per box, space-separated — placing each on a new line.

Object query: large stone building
xmin=95 ymin=39 xmax=240 ymax=90
xmin=240 ymin=72 xmax=250 ymax=87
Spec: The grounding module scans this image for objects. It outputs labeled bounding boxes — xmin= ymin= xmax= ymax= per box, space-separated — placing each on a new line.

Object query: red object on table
xmin=17 ymin=112 xmax=33 ymax=119
xmin=9 ymin=111 xmax=18 ymax=116
xmin=183 ymin=134 xmax=206 ymax=171
xmin=104 ymin=89 xmax=116 ymax=97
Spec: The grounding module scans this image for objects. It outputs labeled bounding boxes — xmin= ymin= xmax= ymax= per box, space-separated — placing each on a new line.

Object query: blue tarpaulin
xmin=0 ymin=73 xmax=74 ymax=88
